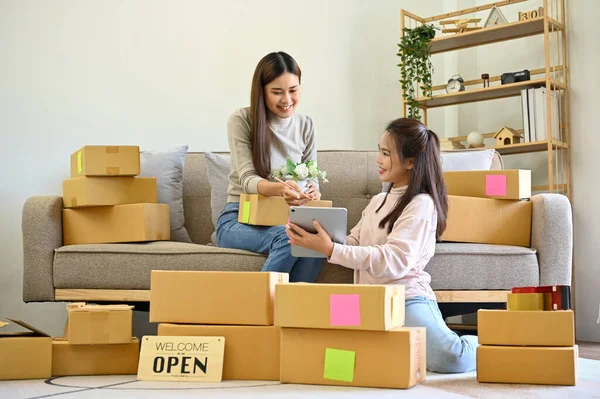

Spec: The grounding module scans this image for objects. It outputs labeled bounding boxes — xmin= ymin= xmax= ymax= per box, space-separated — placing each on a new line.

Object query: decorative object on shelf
xmin=440 ymin=18 xmax=482 ymax=34
xmin=501 ymin=69 xmax=531 ymax=85
xmin=397 ymin=24 xmax=437 ymax=120
xmin=440 ymin=138 xmax=466 ymax=151
xmin=482 ymin=74 xmax=490 ymax=88
xmin=272 ymin=158 xmax=328 ymax=192
xmin=446 ymin=75 xmax=465 ymax=93
xmin=519 ymin=7 xmax=544 ymax=21
xmin=467 ymin=131 xmax=486 ymax=148
xmin=484 ymin=6 xmax=508 ymax=28
xmin=493 ymin=126 xmax=523 ymax=147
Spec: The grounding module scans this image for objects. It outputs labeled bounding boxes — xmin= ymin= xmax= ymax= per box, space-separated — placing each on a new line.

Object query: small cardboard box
xmin=275 ymin=283 xmax=404 ymax=331
xmin=238 ymin=194 xmax=333 ymax=226
xmin=280 ymin=327 xmax=426 ymax=389
xmin=442 ymin=195 xmax=532 ymax=247
xmin=477 ymin=345 xmax=577 ymax=386
xmin=158 ymin=324 xmax=280 ymax=381
xmin=71 ymin=145 xmax=140 ymax=178
xmin=62 ymin=203 xmax=170 ymax=245
xmin=52 ymin=338 xmax=140 ymax=376
xmin=444 ymin=170 xmax=531 ymax=200
xmin=150 ymin=271 xmax=289 ymax=325
xmin=478 ymin=310 xmax=574 ymax=347
xmin=63 ymin=177 xmax=157 ymax=208
xmin=66 ymin=303 xmax=133 ymax=345
xmin=0 ymin=319 xmax=52 ymax=380
xmin=507 ymin=293 xmax=544 ymax=310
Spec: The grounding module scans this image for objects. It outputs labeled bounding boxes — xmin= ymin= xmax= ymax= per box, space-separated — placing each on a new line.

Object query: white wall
xmin=0 ymin=0 xmax=445 ymax=334
xmin=569 ymin=0 xmax=600 ymax=342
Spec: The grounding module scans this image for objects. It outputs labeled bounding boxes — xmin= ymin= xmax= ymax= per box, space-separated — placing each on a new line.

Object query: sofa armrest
xmin=531 ymin=194 xmax=573 ymax=286
xmin=22 ymin=196 xmax=63 ymax=302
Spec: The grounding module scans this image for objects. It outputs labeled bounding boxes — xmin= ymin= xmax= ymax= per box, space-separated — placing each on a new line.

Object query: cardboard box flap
xmin=67 ymin=303 xmax=134 ymax=312
xmin=1 ymin=318 xmax=50 ymax=337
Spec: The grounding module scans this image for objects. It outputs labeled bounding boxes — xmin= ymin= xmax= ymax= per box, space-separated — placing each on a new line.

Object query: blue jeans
xmin=405 ymin=296 xmax=478 ymax=373
xmin=216 ymin=202 xmax=324 ymax=282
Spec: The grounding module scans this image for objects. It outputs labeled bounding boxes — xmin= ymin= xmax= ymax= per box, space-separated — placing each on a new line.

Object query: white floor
xmin=2 ymin=358 xmax=600 ymax=399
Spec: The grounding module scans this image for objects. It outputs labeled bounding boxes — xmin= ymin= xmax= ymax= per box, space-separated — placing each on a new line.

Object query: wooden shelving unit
xmin=401 ymin=0 xmax=571 ymax=198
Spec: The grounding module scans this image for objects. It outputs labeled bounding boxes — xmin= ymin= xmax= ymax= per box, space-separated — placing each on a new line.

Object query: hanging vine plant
xmin=397 ymin=24 xmax=437 ymax=120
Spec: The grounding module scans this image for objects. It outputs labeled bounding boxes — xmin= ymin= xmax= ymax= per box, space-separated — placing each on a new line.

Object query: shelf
xmin=416 ymin=78 xmax=565 ymax=108
xmin=493 ymin=140 xmax=569 ymax=155
xmin=429 ymin=17 xmax=563 ymax=54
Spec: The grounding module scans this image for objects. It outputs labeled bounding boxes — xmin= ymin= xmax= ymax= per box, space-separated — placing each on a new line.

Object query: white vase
xmin=283 ymin=176 xmax=309 ymax=193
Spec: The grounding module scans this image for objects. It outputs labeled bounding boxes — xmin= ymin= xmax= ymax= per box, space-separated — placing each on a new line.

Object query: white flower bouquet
xmin=272 ymin=158 xmax=329 ymax=184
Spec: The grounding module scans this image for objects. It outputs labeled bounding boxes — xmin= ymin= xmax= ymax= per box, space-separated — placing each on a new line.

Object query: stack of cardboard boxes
xmin=53 ymin=303 xmax=140 ymax=376
xmin=276 ymin=283 xmax=426 ymax=389
xmin=477 ymin=287 xmax=576 ymax=386
xmin=62 ymin=145 xmax=170 ymax=245
xmin=442 ymin=169 xmax=532 ymax=246
xmin=151 ymin=271 xmax=287 ymax=381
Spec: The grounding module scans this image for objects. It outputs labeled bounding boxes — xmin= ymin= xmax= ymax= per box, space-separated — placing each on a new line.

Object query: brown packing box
xmin=71 ymin=145 xmax=140 ymax=178
xmin=150 ymin=271 xmax=289 ymax=325
xmin=238 ymin=194 xmax=333 ymax=226
xmin=52 ymin=338 xmax=140 ymax=376
xmin=280 ymin=327 xmax=426 ymax=389
xmin=62 ymin=203 xmax=170 ymax=245
xmin=0 ymin=319 xmax=52 ymax=380
xmin=442 ymin=195 xmax=532 ymax=247
xmin=63 ymin=177 xmax=157 ymax=208
xmin=477 ymin=345 xmax=577 ymax=386
xmin=275 ymin=283 xmax=404 ymax=331
xmin=67 ymin=303 xmax=133 ymax=345
xmin=158 ymin=324 xmax=280 ymax=381
xmin=478 ymin=310 xmax=574 ymax=347
xmin=444 ymin=169 xmax=531 ymax=200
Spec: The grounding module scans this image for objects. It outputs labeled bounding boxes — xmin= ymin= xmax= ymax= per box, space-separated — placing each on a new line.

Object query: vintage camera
xmin=501 ymin=69 xmax=531 ymax=85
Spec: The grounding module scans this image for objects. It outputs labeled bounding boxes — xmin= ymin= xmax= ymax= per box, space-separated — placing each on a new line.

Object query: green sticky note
xmin=242 ymin=201 xmax=251 ymax=223
xmin=324 ymin=348 xmax=355 ymax=383
xmin=77 ymin=151 xmax=83 ymax=174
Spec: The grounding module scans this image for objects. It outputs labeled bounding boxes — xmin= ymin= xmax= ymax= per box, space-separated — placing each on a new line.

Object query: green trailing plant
xmin=397 ymin=24 xmax=437 ymax=120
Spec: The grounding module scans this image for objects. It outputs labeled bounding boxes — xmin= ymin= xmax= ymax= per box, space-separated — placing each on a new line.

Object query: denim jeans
xmin=405 ymin=296 xmax=479 ymax=373
xmin=216 ymin=202 xmax=324 ymax=282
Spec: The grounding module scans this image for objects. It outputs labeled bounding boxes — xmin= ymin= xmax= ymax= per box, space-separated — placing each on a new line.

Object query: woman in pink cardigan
xmin=286 ymin=117 xmax=478 ymax=373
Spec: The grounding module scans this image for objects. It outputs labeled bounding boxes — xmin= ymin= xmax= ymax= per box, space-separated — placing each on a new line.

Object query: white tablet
xmin=289 ymin=206 xmax=348 ymax=258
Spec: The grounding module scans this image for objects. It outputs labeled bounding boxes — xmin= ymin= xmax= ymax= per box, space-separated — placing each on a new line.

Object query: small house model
xmin=493 ymin=126 xmax=523 ymax=146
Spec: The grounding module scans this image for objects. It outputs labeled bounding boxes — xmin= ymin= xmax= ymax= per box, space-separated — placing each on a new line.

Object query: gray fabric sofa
xmin=22 ymin=150 xmax=573 ymax=304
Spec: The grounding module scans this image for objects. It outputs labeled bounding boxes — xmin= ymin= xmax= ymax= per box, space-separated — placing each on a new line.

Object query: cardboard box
xmin=280 ymin=327 xmax=426 ymax=389
xmin=478 ymin=310 xmax=574 ymax=346
xmin=275 ymin=283 xmax=404 ymax=331
xmin=52 ymin=338 xmax=140 ymax=376
xmin=66 ymin=303 xmax=133 ymax=345
xmin=63 ymin=177 xmax=157 ymax=208
xmin=238 ymin=194 xmax=333 ymax=226
xmin=477 ymin=345 xmax=577 ymax=386
xmin=62 ymin=203 xmax=170 ymax=245
xmin=0 ymin=319 xmax=52 ymax=380
xmin=442 ymin=196 xmax=532 ymax=247
xmin=507 ymin=293 xmax=544 ymax=310
xmin=150 ymin=271 xmax=288 ymax=325
xmin=158 ymin=324 xmax=280 ymax=381
xmin=71 ymin=145 xmax=140 ymax=178
xmin=444 ymin=170 xmax=531 ymax=200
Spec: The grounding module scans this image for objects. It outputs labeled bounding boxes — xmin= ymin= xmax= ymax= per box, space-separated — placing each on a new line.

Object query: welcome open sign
xmin=137 ymin=336 xmax=225 ymax=382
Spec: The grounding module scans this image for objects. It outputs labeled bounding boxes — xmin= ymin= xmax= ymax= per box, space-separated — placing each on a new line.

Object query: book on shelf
xmin=520 ymin=87 xmax=561 ymax=143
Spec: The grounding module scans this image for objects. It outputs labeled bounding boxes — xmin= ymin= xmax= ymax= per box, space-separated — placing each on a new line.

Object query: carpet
xmin=1 ymin=358 xmax=599 ymax=399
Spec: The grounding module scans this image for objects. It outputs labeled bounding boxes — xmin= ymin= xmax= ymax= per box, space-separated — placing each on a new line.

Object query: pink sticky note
xmin=486 ymin=174 xmax=507 ymax=196
xmin=330 ymin=294 xmax=361 ymax=326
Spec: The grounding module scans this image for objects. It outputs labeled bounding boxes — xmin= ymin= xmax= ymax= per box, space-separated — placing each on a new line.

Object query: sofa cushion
xmin=53 ymin=242 xmax=537 ymax=291
xmin=440 ymin=149 xmax=496 ymax=171
xmin=428 ymin=243 xmax=539 ymax=289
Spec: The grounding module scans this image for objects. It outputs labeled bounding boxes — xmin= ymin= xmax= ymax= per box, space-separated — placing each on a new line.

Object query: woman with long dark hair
xmin=286 ymin=118 xmax=478 ymax=373
xmin=216 ymin=51 xmax=324 ymax=282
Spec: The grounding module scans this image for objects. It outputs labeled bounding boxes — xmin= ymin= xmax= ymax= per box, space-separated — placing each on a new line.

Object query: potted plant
xmin=272 ymin=158 xmax=329 ymax=192
xmin=397 ymin=24 xmax=437 ymax=120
